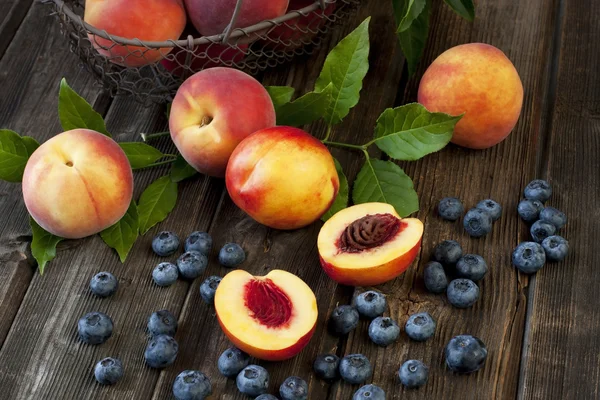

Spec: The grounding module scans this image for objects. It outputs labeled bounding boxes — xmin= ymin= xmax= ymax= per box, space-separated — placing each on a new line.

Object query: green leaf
xmin=444 ymin=0 xmax=475 ymax=21
xmin=352 ymin=158 xmax=419 ymax=217
xmin=371 ymin=103 xmax=461 ymax=160
xmin=119 ymin=142 xmax=164 ymax=169
xmin=265 ymin=86 xmax=295 ymax=109
xmin=276 ymin=84 xmax=334 ymax=126
xmin=30 ymin=217 xmax=63 ymax=275
xmin=22 ymin=136 xmax=40 ymax=156
xmin=315 ymin=17 xmax=370 ymax=125
xmin=394 ymin=0 xmax=430 ymax=76
xmin=0 ymin=129 xmax=32 ymax=182
xmin=58 ymin=78 xmax=110 ymax=137
xmin=137 ymin=175 xmax=178 ymax=235
xmin=170 ymin=155 xmax=198 ymax=182
xmin=321 ymin=158 xmax=349 ymax=221
xmin=100 ymin=200 xmax=139 ymax=262
xmin=395 ymin=0 xmax=427 ymax=32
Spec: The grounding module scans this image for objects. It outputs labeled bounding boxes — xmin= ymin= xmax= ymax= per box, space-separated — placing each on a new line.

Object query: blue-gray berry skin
xmin=541 ymin=235 xmax=569 ymax=262
xmin=339 ymin=354 xmax=372 ymax=385
xmin=145 ymin=334 xmax=179 ymax=369
xmin=78 ymin=312 xmax=113 ymax=345
xmin=368 ymin=317 xmax=400 ymax=347
xmin=218 ymin=347 xmax=250 ymax=378
xmin=517 ymin=199 xmax=544 ymax=222
xmin=512 ymin=242 xmax=546 ymax=273
xmin=90 ymin=272 xmax=118 ymax=297
xmin=279 ymin=376 xmax=308 ymax=400
xmin=447 ymin=279 xmax=480 ymax=308
xmin=147 ymin=310 xmax=177 ymax=337
xmin=184 ymin=231 xmax=212 ymax=255
xmin=329 ymin=305 xmax=359 ymax=336
xmin=423 ymin=261 xmax=448 ymax=294
xmin=539 ymin=207 xmax=567 ymax=229
xmin=530 ymin=220 xmax=556 ymax=243
xmin=463 ymin=208 xmax=493 ymax=238
xmin=177 ymin=251 xmax=208 ymax=279
xmin=455 ymin=254 xmax=487 ymax=282
xmin=524 ymin=179 xmax=552 ymax=203
xmin=94 ymin=357 xmax=123 ymax=385
xmin=354 ymin=291 xmax=386 ymax=319
xmin=399 ymin=360 xmax=429 ymax=388
xmin=405 ymin=312 xmax=436 ymax=342
xmin=313 ymin=354 xmax=340 ymax=381
xmin=173 ymin=370 xmax=212 ymax=400
xmin=152 ymin=231 xmax=180 ymax=256
xmin=255 ymin=395 xmax=279 ymax=400
xmin=438 ymin=197 xmax=464 ymax=221
xmin=200 ymin=276 xmax=222 ymax=304
xmin=476 ymin=199 xmax=502 ymax=222
xmin=152 ymin=262 xmax=179 ymax=287
xmin=445 ymin=335 xmax=487 ymax=374
xmin=353 ymin=384 xmax=385 ymax=400
xmin=236 ymin=365 xmax=269 ymax=397
xmin=433 ymin=240 xmax=463 ymax=266
xmin=218 ymin=243 xmax=246 ymax=268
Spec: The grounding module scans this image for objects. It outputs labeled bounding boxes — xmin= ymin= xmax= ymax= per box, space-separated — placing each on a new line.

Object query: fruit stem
xmin=323 ymin=125 xmax=333 ymax=141
xmin=140 ymin=131 xmax=170 ymax=142
xmin=133 ymin=155 xmax=178 ymax=170
xmin=322 ymin=140 xmax=366 ymax=151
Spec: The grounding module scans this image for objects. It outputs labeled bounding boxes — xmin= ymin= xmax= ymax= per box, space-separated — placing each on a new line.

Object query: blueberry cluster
xmin=438 ymin=197 xmax=502 ymax=238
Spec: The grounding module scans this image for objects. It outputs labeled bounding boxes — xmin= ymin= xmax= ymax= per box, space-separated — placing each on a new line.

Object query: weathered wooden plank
xmin=0 ymin=0 xmax=35 ymax=58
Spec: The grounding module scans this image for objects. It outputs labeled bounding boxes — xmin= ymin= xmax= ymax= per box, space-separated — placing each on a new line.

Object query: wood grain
xmin=0 ymin=0 xmax=35 ymax=58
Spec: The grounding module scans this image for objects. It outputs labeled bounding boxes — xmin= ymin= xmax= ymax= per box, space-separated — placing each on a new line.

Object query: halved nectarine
xmin=214 ymin=269 xmax=318 ymax=361
xmin=318 ymin=203 xmax=423 ymax=286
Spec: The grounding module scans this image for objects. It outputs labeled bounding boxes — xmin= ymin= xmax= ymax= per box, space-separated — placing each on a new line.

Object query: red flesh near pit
xmin=244 ymin=278 xmax=293 ymax=328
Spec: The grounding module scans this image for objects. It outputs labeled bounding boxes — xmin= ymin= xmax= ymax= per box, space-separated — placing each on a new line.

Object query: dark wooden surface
xmin=0 ymin=0 xmax=596 ymax=399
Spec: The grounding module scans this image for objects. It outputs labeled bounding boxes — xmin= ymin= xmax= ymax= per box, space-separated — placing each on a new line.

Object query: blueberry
xmin=354 ymin=290 xmax=386 ymax=319
xmin=353 ymin=384 xmax=385 ymax=400
xmin=368 ymin=317 xmax=400 ymax=347
xmin=152 ymin=231 xmax=180 ymax=256
xmin=184 ymin=231 xmax=212 ymax=255
xmin=78 ymin=312 xmax=113 ymax=345
xmin=200 ymin=276 xmax=222 ymax=304
xmin=455 ymin=254 xmax=487 ymax=282
xmin=177 ymin=251 xmax=208 ymax=279
xmin=423 ymin=261 xmax=448 ymax=293
xmin=147 ymin=310 xmax=177 ymax=337
xmin=89 ymin=271 xmax=118 ymax=297
xmin=279 ymin=376 xmax=308 ymax=400
xmin=339 ymin=354 xmax=372 ymax=385
xmin=447 ymin=279 xmax=480 ymax=308
xmin=328 ymin=305 xmax=359 ymax=336
xmin=433 ymin=240 xmax=463 ymax=266
xmin=173 ymin=370 xmax=212 ymax=400
xmin=539 ymin=207 xmax=567 ymax=229
xmin=94 ymin=357 xmax=123 ymax=385
xmin=218 ymin=243 xmax=246 ymax=268
xmin=530 ymin=220 xmax=556 ymax=243
xmin=524 ymin=179 xmax=552 ymax=202
xmin=218 ymin=347 xmax=250 ymax=378
xmin=476 ymin=199 xmax=502 ymax=222
xmin=145 ymin=334 xmax=179 ymax=368
xmin=463 ymin=208 xmax=493 ymax=238
xmin=313 ymin=353 xmax=340 ymax=381
xmin=152 ymin=262 xmax=179 ymax=287
xmin=445 ymin=335 xmax=488 ymax=373
xmin=405 ymin=312 xmax=436 ymax=342
xmin=517 ymin=199 xmax=545 ymax=222
xmin=256 ymin=395 xmax=279 ymax=400
xmin=236 ymin=365 xmax=269 ymax=397
xmin=399 ymin=360 xmax=429 ymax=388
xmin=438 ymin=197 xmax=464 ymax=221
xmin=512 ymin=242 xmax=546 ymax=273
xmin=541 ymin=235 xmax=569 ymax=262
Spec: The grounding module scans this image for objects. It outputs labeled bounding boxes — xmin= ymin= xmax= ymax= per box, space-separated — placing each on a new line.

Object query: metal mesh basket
xmin=47 ymin=0 xmax=359 ymax=105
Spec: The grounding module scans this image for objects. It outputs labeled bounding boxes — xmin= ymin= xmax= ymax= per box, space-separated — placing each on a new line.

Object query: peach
xmin=169 ymin=67 xmax=276 ymax=177
xmin=418 ymin=43 xmax=524 ymax=149
xmin=318 ymin=203 xmax=423 ymax=286
xmin=22 ymin=129 xmax=133 ymax=239
xmin=225 ymin=126 xmax=339 ymax=230
xmin=215 ymin=269 xmax=318 ymax=361
xmin=84 ymin=0 xmax=186 ymax=67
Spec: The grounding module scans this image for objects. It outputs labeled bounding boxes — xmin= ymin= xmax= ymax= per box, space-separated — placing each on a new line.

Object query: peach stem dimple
xmin=244 ymin=278 xmax=292 ymax=328
xmin=200 ymin=115 xmax=213 ymax=128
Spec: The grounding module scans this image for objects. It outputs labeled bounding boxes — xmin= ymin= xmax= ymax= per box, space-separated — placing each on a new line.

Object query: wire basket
xmin=47 ymin=0 xmax=359 ymax=105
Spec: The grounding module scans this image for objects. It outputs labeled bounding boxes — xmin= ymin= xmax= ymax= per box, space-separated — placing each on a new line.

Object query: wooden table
xmin=0 ymin=0 xmax=597 ymax=399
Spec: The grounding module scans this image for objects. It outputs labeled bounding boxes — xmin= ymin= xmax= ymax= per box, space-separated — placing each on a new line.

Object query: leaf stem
xmin=133 ymin=155 xmax=178 ymax=170
xmin=323 ymin=125 xmax=333 ymax=142
xmin=140 ymin=131 xmax=170 ymax=142
xmin=322 ymin=139 xmax=367 ymax=151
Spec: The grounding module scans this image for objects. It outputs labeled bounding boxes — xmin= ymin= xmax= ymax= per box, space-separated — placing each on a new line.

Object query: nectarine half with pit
xmin=215 ymin=269 xmax=318 ymax=361
xmin=318 ymin=203 xmax=423 ymax=286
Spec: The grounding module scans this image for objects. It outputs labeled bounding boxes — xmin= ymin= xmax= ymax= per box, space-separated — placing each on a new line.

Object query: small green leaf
xmin=371 ymin=103 xmax=461 ymax=160
xmin=444 ymin=0 xmax=475 ymax=21
xmin=58 ymin=78 xmax=110 ymax=137
xmin=321 ymin=158 xmax=349 ymax=221
xmin=352 ymin=158 xmax=419 ymax=217
xmin=170 ymin=155 xmax=198 ymax=182
xmin=22 ymin=136 xmax=40 ymax=156
xmin=395 ymin=0 xmax=427 ymax=32
xmin=119 ymin=142 xmax=164 ymax=169
xmin=0 ymin=129 xmax=32 ymax=182
xmin=395 ymin=0 xmax=430 ymax=76
xmin=30 ymin=217 xmax=63 ymax=275
xmin=315 ymin=17 xmax=371 ymax=125
xmin=265 ymin=86 xmax=295 ymax=109
xmin=276 ymin=84 xmax=333 ymax=126
xmin=100 ymin=200 xmax=139 ymax=262
xmin=137 ymin=176 xmax=178 ymax=234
